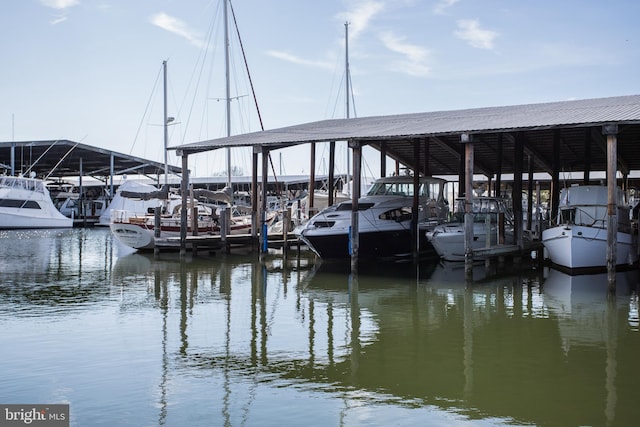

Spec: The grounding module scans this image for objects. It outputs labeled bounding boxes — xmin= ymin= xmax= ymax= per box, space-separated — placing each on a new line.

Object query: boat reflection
xmin=129 ymin=254 xmax=640 ymax=426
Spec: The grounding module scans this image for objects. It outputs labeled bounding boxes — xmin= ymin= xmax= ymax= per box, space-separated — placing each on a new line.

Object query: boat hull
xmin=110 ymin=218 xmax=252 ymax=251
xmin=542 ymin=225 xmax=638 ymax=270
xmin=427 ymin=226 xmax=498 ymax=262
xmin=0 ymin=211 xmax=72 ymax=229
xmin=299 ymin=228 xmax=435 ymax=261
xmin=110 ymin=222 xmax=156 ymax=250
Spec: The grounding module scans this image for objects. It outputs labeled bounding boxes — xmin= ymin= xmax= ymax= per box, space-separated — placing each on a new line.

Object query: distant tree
xmin=212 ymin=166 xmax=244 ymax=177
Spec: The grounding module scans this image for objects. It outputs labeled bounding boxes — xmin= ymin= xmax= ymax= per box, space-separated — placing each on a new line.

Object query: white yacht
xmin=0 ymin=174 xmax=72 ymax=229
xmin=295 ymin=175 xmax=450 ymax=260
xmin=541 ymin=185 xmax=638 ymax=270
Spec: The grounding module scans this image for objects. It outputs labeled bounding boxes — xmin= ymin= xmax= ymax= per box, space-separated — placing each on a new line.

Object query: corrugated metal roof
xmin=171 ymin=94 xmax=640 ymax=177
xmin=173 ymin=95 xmax=640 ymax=153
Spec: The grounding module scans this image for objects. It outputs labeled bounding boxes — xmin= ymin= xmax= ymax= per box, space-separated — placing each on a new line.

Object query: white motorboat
xmin=0 ymin=174 xmax=73 ymax=229
xmin=541 ymin=185 xmax=638 ymax=270
xmin=426 ymin=197 xmax=522 ymax=262
xmin=295 ymin=175 xmax=450 ymax=260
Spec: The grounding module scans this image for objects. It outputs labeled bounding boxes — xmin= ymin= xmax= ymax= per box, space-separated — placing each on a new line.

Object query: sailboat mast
xmin=223 ymin=0 xmax=232 ymax=188
xmin=345 ymin=22 xmax=351 ymax=192
xmin=163 ymin=60 xmax=169 ymax=187
xmin=345 ymin=22 xmax=350 ymax=120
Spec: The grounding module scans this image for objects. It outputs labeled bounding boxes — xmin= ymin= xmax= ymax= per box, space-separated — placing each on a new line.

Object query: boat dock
xmin=153 ymin=232 xmax=302 ymax=252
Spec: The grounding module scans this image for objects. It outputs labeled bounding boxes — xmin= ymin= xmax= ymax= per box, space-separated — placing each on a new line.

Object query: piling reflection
xmin=0 ymin=228 xmax=114 ymax=312
xmin=111 ymin=251 xmax=640 ymax=426
xmin=3 ymin=228 xmax=638 ymax=426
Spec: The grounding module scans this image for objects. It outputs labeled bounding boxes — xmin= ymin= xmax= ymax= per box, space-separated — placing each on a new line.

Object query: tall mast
xmin=345 ymin=22 xmax=351 ymax=193
xmin=345 ymin=22 xmax=350 ymax=120
xmin=163 ymin=60 xmax=169 ymax=187
xmin=223 ymin=0 xmax=232 ymax=188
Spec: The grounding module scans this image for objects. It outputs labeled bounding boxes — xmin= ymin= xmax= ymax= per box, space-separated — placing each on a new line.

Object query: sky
xmin=2 ymin=0 xmax=639 ymax=180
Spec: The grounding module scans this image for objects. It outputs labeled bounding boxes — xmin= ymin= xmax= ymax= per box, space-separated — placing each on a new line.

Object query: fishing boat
xmin=0 ymin=174 xmax=72 ymax=229
xmin=541 ymin=185 xmax=638 ymax=270
xmin=295 ymin=175 xmax=449 ymax=260
xmin=426 ymin=196 xmax=525 ymax=262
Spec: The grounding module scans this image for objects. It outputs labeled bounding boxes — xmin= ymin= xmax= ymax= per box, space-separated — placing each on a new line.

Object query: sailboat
xmin=110 ymin=2 xmax=262 ymax=251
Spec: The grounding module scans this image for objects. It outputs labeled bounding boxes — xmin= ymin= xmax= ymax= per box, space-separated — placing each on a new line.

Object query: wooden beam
xmin=432 ymin=136 xmax=492 ymax=177
xmin=591 ymin=127 xmax=629 ymax=176
xmin=603 ymin=124 xmax=618 ymax=291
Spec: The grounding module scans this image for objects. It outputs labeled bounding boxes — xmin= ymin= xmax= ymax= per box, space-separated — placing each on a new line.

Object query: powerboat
xmin=0 ymin=174 xmax=73 ymax=229
xmin=541 ymin=185 xmax=638 ymax=270
xmin=295 ymin=175 xmax=450 ymax=260
xmin=426 ymin=196 xmax=522 ymax=261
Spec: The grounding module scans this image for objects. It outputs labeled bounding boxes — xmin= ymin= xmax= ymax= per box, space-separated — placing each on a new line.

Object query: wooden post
xmin=221 ymin=207 xmax=230 ymax=254
xmin=180 ymin=152 xmax=189 ymax=257
xmin=260 ymin=148 xmax=269 ymax=256
xmin=583 ymin=127 xmax=592 ymax=185
xmin=462 ymin=134 xmax=474 ymax=276
xmin=495 ymin=134 xmax=503 ymax=197
xmin=412 ymin=139 xmax=420 ymax=260
xmin=527 ymin=155 xmax=534 ymax=232
xmin=154 ymin=206 xmax=161 ymax=256
xmin=252 ymin=146 xmax=259 ymax=242
xmin=604 ymin=124 xmax=618 ymax=292
xmin=349 ymin=140 xmax=361 ymax=273
xmin=309 ymin=143 xmax=316 ymax=211
xmin=423 ymin=138 xmax=430 ymax=177
xmin=380 ymin=143 xmax=387 ymax=178
xmin=328 ymin=141 xmax=335 ymax=207
xmin=283 ymin=208 xmax=290 ymax=258
xmin=551 ymin=130 xmax=560 ymax=222
xmin=191 ymin=204 xmax=198 ymax=255
xmin=513 ymin=133 xmax=524 ymax=250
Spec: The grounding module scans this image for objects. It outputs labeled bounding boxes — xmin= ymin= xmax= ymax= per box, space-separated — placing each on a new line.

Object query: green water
xmin=0 ymin=228 xmax=638 ymax=426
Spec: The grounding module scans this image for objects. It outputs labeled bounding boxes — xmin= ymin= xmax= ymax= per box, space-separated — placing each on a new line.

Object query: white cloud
xmin=433 ymin=0 xmax=460 ymax=15
xmin=336 ymin=1 xmax=385 ymax=40
xmin=150 ymin=12 xmax=204 ymax=49
xmin=266 ymin=50 xmax=334 ymax=70
xmin=40 ymin=0 xmax=78 ymax=24
xmin=50 ymin=15 xmax=68 ymax=25
xmin=455 ymin=19 xmax=498 ymax=50
xmin=379 ymin=31 xmax=431 ymax=77
xmin=39 ymin=0 xmax=79 ymax=9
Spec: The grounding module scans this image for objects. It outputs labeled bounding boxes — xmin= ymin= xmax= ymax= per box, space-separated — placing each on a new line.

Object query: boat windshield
xmin=452 ymin=198 xmax=514 ymax=223
xmin=0 ymin=176 xmax=46 ymax=194
xmin=366 ymin=180 xmax=444 ymax=199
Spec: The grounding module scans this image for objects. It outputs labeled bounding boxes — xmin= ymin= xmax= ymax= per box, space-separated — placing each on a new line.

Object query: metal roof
xmin=0 ymin=139 xmax=182 ymax=180
xmin=172 ymin=94 xmax=640 ymax=177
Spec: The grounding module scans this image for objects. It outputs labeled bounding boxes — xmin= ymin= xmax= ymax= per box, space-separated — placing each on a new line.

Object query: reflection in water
xmin=1 ymin=229 xmax=640 ymax=426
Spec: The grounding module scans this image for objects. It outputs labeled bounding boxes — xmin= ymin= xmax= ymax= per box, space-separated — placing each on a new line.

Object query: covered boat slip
xmin=172 ymin=95 xmax=640 ymax=284
xmin=0 ymin=139 xmax=182 ymax=225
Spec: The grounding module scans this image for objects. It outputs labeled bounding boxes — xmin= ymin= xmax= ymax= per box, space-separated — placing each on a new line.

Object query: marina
xmin=1 ymin=228 xmax=639 ymax=426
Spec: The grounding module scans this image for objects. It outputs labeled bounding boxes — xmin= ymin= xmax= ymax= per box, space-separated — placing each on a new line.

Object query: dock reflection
xmin=111 ymin=252 xmax=640 ymax=426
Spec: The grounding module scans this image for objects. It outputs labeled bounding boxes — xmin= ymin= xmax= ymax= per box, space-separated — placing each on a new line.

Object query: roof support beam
xmin=432 ymin=136 xmax=492 ymax=177
xmin=512 ymin=134 xmax=553 ymax=175
xmin=591 ymin=127 xmax=629 ymax=175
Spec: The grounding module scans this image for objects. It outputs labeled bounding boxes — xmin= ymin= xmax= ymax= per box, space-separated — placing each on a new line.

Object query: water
xmin=1 ymin=228 xmax=639 ymax=427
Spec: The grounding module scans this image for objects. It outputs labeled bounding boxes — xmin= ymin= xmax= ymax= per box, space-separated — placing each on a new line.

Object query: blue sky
xmin=2 ymin=0 xmax=639 ymax=179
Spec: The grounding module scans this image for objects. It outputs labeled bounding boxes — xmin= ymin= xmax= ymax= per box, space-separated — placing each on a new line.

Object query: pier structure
xmin=172 ymin=95 xmax=640 ymax=286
